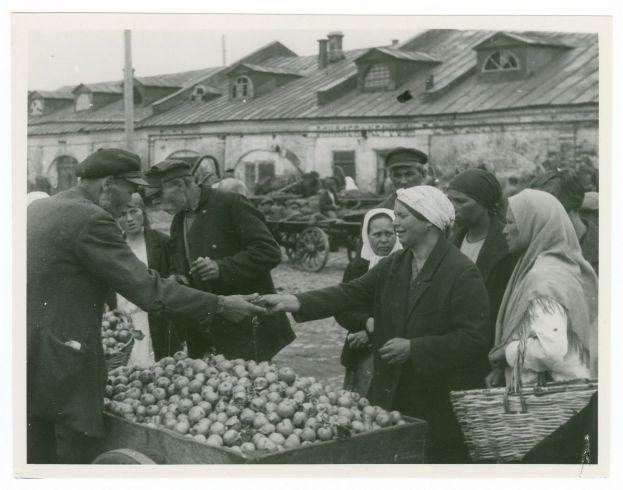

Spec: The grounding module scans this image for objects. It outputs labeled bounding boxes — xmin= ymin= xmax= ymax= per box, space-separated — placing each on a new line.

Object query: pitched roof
xmin=230 ymin=62 xmax=303 ymax=77
xmin=73 ymin=82 xmax=123 ymax=94
xmin=356 ymin=46 xmax=441 ymax=63
xmin=29 ymin=29 xmax=598 ymax=136
xmin=30 ymin=90 xmax=74 ymax=100
xmin=140 ymin=30 xmax=597 ymax=128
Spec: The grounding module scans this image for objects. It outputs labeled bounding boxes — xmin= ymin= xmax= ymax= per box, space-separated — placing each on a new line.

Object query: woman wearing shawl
xmin=487 ymin=189 xmax=598 ymax=389
xmin=262 ymin=186 xmax=490 ymax=463
xmin=447 ymin=169 xmax=518 ymax=387
xmin=112 ymin=193 xmax=184 ymax=365
xmin=334 ymin=208 xmax=402 ymax=396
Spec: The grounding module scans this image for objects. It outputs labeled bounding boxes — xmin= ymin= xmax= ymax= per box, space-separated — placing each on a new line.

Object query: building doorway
xmin=49 ymin=155 xmax=78 ymax=193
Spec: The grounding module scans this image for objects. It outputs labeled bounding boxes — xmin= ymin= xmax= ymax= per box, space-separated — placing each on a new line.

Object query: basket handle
xmin=503 ymin=338 xmax=528 ymax=414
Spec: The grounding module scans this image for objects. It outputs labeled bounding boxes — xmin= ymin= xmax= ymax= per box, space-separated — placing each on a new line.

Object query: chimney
xmin=318 ymin=39 xmax=328 ymax=69
xmin=425 ymin=75 xmax=435 ymax=90
xmin=391 ymin=39 xmax=399 ymax=47
xmin=327 ymin=31 xmax=345 ymax=63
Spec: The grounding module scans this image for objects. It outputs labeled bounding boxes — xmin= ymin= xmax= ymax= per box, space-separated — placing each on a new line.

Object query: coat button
xmin=202 ymin=210 xmax=207 ymax=214
xmin=212 ymin=244 xmax=217 ymax=249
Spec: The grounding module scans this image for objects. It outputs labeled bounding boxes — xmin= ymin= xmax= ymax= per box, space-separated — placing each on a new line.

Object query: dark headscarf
xmin=448 ymin=168 xmax=503 ymax=211
xmin=529 ymin=168 xmax=585 ymax=212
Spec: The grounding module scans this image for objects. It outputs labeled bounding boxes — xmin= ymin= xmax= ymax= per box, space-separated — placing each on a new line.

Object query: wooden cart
xmin=266 ymin=218 xmax=362 ymax=272
xmin=92 ymin=413 xmax=428 ymax=464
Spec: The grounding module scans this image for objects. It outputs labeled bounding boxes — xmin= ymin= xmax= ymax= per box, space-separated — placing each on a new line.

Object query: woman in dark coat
xmin=446 ymin=168 xmax=518 ymax=387
xmin=113 ymin=193 xmax=184 ymax=362
xmin=334 ymin=208 xmax=402 ymax=396
xmin=263 ymin=186 xmax=490 ymax=463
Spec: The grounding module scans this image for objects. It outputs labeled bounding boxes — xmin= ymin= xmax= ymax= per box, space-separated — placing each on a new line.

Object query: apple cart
xmin=92 ymin=412 xmax=428 ymax=464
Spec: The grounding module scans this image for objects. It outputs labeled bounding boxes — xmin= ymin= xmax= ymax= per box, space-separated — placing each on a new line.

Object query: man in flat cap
xmin=378 ymin=147 xmax=428 ymax=209
xmin=27 ymin=149 xmax=265 ymax=464
xmin=146 ymin=160 xmax=294 ymax=362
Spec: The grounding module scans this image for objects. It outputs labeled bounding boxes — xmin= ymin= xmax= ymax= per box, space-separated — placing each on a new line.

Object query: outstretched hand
xmin=219 ymin=294 xmax=266 ymax=323
xmin=258 ymin=294 xmax=301 ymax=314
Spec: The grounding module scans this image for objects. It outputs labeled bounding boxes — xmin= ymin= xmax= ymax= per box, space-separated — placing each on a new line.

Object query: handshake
xmin=216 ymin=293 xmax=301 ymax=323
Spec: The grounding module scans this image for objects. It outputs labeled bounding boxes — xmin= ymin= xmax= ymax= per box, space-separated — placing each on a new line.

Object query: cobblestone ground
xmin=270 ymin=251 xmax=350 ymax=392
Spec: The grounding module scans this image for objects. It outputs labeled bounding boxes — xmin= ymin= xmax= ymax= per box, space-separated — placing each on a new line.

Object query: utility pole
xmin=222 ymin=34 xmax=227 ymax=66
xmin=123 ymin=30 xmax=135 ymax=156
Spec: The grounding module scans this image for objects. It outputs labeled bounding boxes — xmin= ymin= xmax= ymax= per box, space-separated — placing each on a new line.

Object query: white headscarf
xmin=360 ymin=208 xmax=402 ymax=270
xmin=396 ymin=185 xmax=455 ymax=230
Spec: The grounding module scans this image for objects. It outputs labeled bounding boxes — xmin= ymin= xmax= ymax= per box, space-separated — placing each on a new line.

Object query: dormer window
xmin=75 ymin=93 xmax=92 ymax=112
xmin=191 ymin=85 xmax=207 ymax=101
xmin=29 ymin=99 xmax=43 ymax=116
xmin=232 ymin=76 xmax=253 ymax=100
xmin=363 ymin=63 xmax=392 ymax=90
xmin=482 ymin=50 xmax=520 ymax=72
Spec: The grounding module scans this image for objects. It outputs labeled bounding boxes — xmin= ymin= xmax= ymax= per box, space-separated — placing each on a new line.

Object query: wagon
xmin=255 ymin=193 xmax=385 ymax=272
xmin=92 ymin=412 xmax=428 ymax=464
xmin=265 ymin=217 xmax=363 ymax=272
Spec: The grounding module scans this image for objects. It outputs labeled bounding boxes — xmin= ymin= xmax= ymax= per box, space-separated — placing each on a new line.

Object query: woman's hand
xmin=260 ymin=294 xmax=301 ymax=314
xmin=485 ymin=369 xmax=505 ymax=388
xmin=379 ymin=338 xmax=411 ymax=364
xmin=347 ymin=330 xmax=371 ymax=349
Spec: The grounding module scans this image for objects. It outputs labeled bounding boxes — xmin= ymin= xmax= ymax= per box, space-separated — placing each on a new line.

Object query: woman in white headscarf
xmin=487 ymin=189 xmax=598 ymax=388
xmin=334 ymin=209 xmax=402 ymax=396
xmin=262 ymin=186 xmax=490 ymax=463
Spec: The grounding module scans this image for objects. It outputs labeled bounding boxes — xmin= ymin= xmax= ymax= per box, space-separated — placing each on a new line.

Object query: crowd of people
xmin=26 ymin=145 xmax=599 ymax=464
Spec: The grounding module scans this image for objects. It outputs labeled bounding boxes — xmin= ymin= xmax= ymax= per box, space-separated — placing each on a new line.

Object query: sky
xmin=28 ymin=29 xmax=419 ymax=90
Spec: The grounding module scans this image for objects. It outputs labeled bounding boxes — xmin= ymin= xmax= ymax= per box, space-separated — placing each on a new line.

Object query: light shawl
xmin=360 ymin=208 xmax=402 ymax=270
xmin=396 ymin=185 xmax=455 ymax=231
xmin=489 ymin=189 xmax=598 ymax=376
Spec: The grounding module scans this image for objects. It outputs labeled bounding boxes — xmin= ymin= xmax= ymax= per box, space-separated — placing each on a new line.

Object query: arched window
xmin=363 ymin=64 xmax=392 ymax=90
xmin=482 ymin=50 xmax=520 ymax=72
xmin=232 ymin=76 xmax=253 ymax=100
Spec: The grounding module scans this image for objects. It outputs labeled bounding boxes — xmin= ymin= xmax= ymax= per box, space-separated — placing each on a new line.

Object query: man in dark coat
xmin=27 ymin=149 xmax=265 ymax=464
xmin=378 ymin=147 xmax=428 ymax=209
xmin=262 ymin=186 xmax=490 ymax=462
xmin=147 ymin=160 xmax=294 ymax=361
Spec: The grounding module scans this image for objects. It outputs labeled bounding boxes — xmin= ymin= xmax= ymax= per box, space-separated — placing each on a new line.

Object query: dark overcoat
xmin=27 ymin=187 xmax=221 ymax=437
xmin=333 ymin=257 xmax=372 ymax=367
xmin=295 ymin=237 xmax=490 ymax=462
xmin=168 ymin=186 xmax=294 ymax=361
xmin=450 ymin=217 xmax=518 ymax=387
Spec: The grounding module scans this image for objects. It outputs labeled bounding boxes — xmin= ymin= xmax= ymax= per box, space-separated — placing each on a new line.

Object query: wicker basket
xmin=105 ymin=337 xmax=134 ymax=371
xmin=451 ymin=378 xmax=597 ymax=462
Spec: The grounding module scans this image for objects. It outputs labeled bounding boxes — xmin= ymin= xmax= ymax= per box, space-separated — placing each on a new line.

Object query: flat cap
xmin=76 ymin=148 xmax=149 ymax=186
xmin=145 ymin=159 xmax=192 ymax=186
xmin=385 ymin=147 xmax=428 ymax=169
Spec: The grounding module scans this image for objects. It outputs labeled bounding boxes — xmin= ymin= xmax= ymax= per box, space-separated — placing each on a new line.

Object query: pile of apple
xmin=101 ymin=309 xmax=143 ymax=357
xmin=103 ymin=352 xmax=406 ymax=456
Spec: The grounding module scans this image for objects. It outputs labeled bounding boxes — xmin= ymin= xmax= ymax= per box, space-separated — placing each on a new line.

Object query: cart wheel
xmin=295 ymin=227 xmax=330 ymax=272
xmin=92 ymin=448 xmax=157 ymax=464
xmin=281 ymin=232 xmax=298 ymax=262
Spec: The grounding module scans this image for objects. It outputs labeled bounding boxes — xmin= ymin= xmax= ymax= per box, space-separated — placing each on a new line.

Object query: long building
xmin=27 ymin=29 xmax=598 ymax=194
